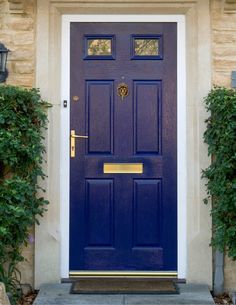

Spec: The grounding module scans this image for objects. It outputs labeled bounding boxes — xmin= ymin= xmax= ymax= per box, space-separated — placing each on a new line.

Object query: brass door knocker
xmin=117 ymin=82 xmax=129 ymax=100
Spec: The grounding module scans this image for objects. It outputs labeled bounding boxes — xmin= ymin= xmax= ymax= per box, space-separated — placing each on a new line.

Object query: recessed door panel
xmin=134 ymin=81 xmax=161 ymax=154
xmin=85 ymin=179 xmax=114 ymax=247
xmin=133 ymin=179 xmax=161 ymax=247
xmin=86 ymin=81 xmax=114 ymax=154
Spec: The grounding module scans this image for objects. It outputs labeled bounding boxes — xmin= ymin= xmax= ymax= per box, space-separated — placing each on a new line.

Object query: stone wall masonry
xmin=0 ymin=0 xmax=236 ymax=292
xmin=211 ymin=0 xmax=236 ymax=292
xmin=0 ymin=0 xmax=36 ymax=88
xmin=0 ymin=0 xmax=36 ymax=288
xmin=0 ymin=283 xmax=10 ymax=305
xmin=211 ymin=0 xmax=236 ymax=87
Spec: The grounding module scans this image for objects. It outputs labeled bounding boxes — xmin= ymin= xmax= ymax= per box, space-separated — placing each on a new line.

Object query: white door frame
xmin=60 ymin=14 xmax=186 ymax=279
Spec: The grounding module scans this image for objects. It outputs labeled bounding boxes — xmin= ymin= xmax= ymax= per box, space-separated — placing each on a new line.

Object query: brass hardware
xmin=71 ymin=130 xmax=88 ymax=158
xmin=103 ymin=163 xmax=143 ymax=174
xmin=69 ymin=271 xmax=178 ymax=278
xmin=117 ymin=82 xmax=129 ymax=100
xmin=71 ymin=134 xmax=89 ymax=139
xmin=73 ymin=95 xmax=79 ymax=102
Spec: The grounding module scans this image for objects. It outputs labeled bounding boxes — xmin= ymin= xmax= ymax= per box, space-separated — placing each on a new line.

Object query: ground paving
xmin=33 ymin=283 xmax=215 ymax=305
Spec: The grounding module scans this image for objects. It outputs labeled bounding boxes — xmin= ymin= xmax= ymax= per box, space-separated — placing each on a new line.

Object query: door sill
xmin=69 ymin=271 xmax=178 ymax=278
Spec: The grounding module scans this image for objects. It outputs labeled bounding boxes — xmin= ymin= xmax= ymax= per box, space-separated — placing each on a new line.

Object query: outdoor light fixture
xmin=0 ymin=42 xmax=9 ymax=83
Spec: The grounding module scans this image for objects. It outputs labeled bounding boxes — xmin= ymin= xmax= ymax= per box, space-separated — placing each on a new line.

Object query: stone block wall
xmin=0 ymin=0 xmax=236 ymax=292
xmin=211 ymin=0 xmax=236 ymax=292
xmin=0 ymin=283 xmax=10 ymax=305
xmin=211 ymin=0 xmax=236 ymax=87
xmin=0 ymin=0 xmax=36 ymax=88
xmin=0 ymin=0 xmax=36 ymax=287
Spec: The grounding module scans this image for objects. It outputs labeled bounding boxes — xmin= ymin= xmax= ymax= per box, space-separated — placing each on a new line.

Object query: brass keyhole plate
xmin=73 ymin=95 xmax=80 ymax=102
xmin=117 ymin=82 xmax=129 ymax=100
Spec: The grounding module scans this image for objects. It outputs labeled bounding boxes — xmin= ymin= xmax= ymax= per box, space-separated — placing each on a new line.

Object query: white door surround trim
xmin=60 ymin=14 xmax=187 ymax=279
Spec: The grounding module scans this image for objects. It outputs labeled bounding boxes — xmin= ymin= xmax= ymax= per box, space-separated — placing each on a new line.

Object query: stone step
xmin=33 ymin=283 xmax=215 ymax=305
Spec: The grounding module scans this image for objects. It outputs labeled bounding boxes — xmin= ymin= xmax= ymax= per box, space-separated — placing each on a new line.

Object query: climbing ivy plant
xmin=202 ymin=86 xmax=236 ymax=259
xmin=0 ymin=85 xmax=50 ymax=298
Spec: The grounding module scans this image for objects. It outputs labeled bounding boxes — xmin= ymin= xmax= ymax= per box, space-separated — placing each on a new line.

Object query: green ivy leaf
xmin=0 ymin=85 xmax=50 ymax=298
xmin=202 ymin=86 xmax=236 ymax=260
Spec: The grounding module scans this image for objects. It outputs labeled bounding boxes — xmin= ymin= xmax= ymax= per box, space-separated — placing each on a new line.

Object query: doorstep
xmin=33 ymin=283 xmax=215 ymax=305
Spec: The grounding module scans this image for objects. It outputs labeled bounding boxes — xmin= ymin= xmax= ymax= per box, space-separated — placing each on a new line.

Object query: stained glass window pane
xmin=87 ymin=39 xmax=112 ymax=56
xmin=134 ymin=39 xmax=159 ymax=56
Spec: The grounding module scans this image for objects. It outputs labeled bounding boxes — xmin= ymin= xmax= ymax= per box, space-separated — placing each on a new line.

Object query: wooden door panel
xmin=134 ymin=81 xmax=161 ymax=154
xmin=85 ymin=179 xmax=114 ymax=247
xmin=86 ymin=81 xmax=114 ymax=154
xmin=70 ymin=22 xmax=177 ymax=272
xmin=133 ymin=179 xmax=162 ymax=247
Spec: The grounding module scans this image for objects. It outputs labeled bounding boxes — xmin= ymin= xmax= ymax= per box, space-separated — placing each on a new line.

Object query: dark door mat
xmin=70 ymin=279 xmax=179 ymax=294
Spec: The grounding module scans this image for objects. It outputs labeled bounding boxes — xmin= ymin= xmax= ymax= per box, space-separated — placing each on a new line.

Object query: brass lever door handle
xmin=71 ymin=130 xmax=88 ymax=157
xmin=71 ymin=134 xmax=88 ymax=139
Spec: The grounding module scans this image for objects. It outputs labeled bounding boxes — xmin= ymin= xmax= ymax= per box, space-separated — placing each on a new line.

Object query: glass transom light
xmin=134 ymin=39 xmax=159 ymax=56
xmin=87 ymin=39 xmax=112 ymax=56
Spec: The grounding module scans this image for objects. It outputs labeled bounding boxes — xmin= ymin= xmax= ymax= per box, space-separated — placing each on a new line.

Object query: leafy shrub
xmin=0 ymin=85 xmax=50 ymax=298
xmin=202 ymin=86 xmax=236 ymax=259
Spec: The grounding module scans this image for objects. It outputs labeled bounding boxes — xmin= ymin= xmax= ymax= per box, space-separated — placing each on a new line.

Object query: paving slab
xmin=33 ymin=283 xmax=215 ymax=305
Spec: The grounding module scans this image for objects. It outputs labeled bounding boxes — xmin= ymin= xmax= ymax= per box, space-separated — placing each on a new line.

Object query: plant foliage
xmin=0 ymin=85 xmax=50 ymax=297
xmin=202 ymin=86 xmax=236 ymax=259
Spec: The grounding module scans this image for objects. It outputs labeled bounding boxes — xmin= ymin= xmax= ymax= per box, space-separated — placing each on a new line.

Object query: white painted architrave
xmin=61 ymin=14 xmax=186 ymax=279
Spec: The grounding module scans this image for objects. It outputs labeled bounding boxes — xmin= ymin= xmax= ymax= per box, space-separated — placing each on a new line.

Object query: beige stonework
xmin=211 ymin=0 xmax=236 ymax=292
xmin=0 ymin=283 xmax=10 ymax=305
xmin=0 ymin=0 xmax=36 ymax=88
xmin=0 ymin=0 xmax=236 ymax=292
xmin=211 ymin=0 xmax=236 ymax=87
xmin=34 ymin=0 xmax=213 ymax=288
xmin=224 ymin=255 xmax=236 ymax=292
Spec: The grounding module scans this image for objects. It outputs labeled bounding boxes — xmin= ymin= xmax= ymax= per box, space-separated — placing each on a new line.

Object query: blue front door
xmin=70 ymin=23 xmax=177 ymax=272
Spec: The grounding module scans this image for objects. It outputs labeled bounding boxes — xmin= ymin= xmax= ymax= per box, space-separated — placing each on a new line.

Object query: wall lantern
xmin=0 ymin=43 xmax=10 ymax=83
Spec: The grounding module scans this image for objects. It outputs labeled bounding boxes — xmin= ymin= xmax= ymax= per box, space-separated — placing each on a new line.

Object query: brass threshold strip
xmin=69 ymin=271 xmax=178 ymax=278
